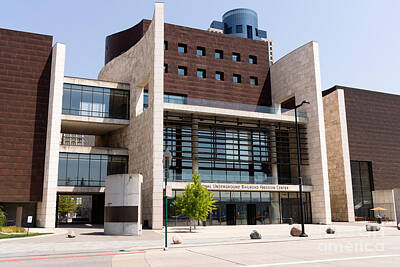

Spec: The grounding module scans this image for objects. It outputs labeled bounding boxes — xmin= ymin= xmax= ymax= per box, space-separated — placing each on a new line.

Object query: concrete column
xmin=192 ymin=116 xmax=199 ymax=175
xmin=270 ymin=192 xmax=280 ymax=223
xmin=15 ymin=206 xmax=23 ymax=227
xmin=105 ymin=174 xmax=143 ymax=235
xmin=36 ymin=43 xmax=66 ymax=228
xmin=270 ymin=127 xmax=278 ymax=184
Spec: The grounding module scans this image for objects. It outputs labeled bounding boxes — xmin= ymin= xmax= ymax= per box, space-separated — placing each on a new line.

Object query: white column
xmin=36 ymin=43 xmax=65 ymax=228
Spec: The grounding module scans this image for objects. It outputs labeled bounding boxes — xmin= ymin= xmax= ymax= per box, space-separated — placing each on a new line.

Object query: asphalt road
xmin=1 ymin=234 xmax=400 ymax=266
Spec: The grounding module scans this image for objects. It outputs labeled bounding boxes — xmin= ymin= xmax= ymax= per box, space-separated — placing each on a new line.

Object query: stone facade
xmin=98 ymin=3 xmax=164 ymax=229
xmin=270 ymin=41 xmax=331 ymax=224
xmin=323 ymin=89 xmax=355 ymax=222
xmin=36 ymin=43 xmax=66 ymax=228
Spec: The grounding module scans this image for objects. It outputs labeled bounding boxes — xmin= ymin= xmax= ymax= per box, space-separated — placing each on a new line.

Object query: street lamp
xmin=295 ymin=100 xmax=310 ymax=237
xmin=163 ymin=147 xmax=172 ymax=250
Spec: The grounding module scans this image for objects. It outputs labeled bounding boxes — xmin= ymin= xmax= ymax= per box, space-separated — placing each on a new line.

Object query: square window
xmin=236 ymin=25 xmax=243 ymax=33
xmin=178 ymin=66 xmax=187 ymax=76
xmin=249 ymin=55 xmax=257 ymax=64
xmin=250 ymin=76 xmax=258 ymax=85
xmin=196 ymin=46 xmax=205 ymax=56
xmin=164 ymin=64 xmax=168 ymax=73
xmin=178 ymin=43 xmax=187 ymax=53
xmin=232 ymin=52 xmax=240 ymax=62
xmin=215 ymin=71 xmax=224 ymax=81
xmin=197 ymin=69 xmax=206 ymax=78
xmin=215 ymin=49 xmax=223 ymax=59
xmin=164 ymin=41 xmax=168 ymax=50
xmin=233 ymin=74 xmax=241 ymax=83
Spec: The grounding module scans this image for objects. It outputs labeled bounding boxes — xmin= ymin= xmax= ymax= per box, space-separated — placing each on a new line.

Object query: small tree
xmin=58 ymin=196 xmax=76 ymax=219
xmin=175 ymin=173 xmax=216 ymax=232
xmin=0 ymin=206 xmax=6 ymax=227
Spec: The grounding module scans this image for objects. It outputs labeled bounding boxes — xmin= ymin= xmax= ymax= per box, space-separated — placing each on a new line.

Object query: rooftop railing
xmin=164 ymin=96 xmax=307 ymax=118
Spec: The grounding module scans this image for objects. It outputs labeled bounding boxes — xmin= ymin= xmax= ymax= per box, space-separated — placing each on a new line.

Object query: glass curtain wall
xmin=166 ymin=190 xmax=312 ymax=226
xmin=58 ymin=153 xmax=128 ymax=187
xmin=164 ymin=112 xmax=308 ymax=185
xmin=62 ymin=83 xmax=129 ymax=119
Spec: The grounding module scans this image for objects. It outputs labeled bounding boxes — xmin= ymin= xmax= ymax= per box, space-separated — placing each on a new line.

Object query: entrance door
xmin=247 ymin=204 xmax=256 ymax=225
xmin=226 ymin=204 xmax=236 ymax=225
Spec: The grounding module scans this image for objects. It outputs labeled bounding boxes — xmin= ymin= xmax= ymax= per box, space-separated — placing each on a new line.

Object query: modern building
xmin=0 ymin=3 xmax=398 ymax=228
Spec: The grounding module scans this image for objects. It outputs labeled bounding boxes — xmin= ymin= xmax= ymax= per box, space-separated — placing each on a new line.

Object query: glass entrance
xmin=226 ymin=204 xmax=236 ymax=225
xmin=247 ymin=204 xmax=256 ymax=225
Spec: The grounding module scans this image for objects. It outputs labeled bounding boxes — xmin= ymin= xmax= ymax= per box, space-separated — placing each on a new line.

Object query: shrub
xmin=0 ymin=207 xmax=6 ymax=227
xmin=0 ymin=226 xmax=26 ymax=233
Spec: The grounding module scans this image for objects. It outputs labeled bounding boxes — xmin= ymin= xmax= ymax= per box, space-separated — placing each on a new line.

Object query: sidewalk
xmin=0 ymin=223 xmax=398 ymax=259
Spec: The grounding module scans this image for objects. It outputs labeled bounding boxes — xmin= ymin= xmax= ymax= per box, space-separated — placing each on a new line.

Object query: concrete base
xmin=104 ymin=174 xmax=142 ymax=236
xmin=104 ymin=222 xmax=141 ymax=236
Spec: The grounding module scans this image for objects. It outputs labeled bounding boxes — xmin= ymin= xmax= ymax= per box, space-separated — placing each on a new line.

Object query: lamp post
xmin=163 ymin=147 xmax=172 ymax=250
xmin=295 ymin=100 xmax=310 ymax=237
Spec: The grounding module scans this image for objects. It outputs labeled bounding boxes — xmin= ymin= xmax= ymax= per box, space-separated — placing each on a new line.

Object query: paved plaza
xmin=0 ymin=223 xmax=399 ymax=266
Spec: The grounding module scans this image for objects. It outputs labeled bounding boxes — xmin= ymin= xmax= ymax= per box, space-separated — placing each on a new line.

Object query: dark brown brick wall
xmin=0 ymin=28 xmax=53 ymax=202
xmin=105 ymin=20 xmax=271 ymax=106
xmin=325 ymin=86 xmax=400 ymax=190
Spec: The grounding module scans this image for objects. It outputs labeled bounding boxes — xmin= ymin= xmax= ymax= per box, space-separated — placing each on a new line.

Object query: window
xmin=250 ymin=76 xmax=258 ymax=86
xmin=164 ymin=64 xmax=168 ymax=73
xmin=57 ymin=153 xmax=128 ymax=187
xmin=225 ymin=27 xmax=232 ymax=34
xmin=351 ymin=161 xmax=374 ymax=219
xmin=178 ymin=66 xmax=187 ymax=76
xmin=164 ymin=93 xmax=187 ymax=104
xmin=215 ymin=50 xmax=223 ymax=59
xmin=255 ymin=28 xmax=259 ymax=36
xmin=269 ymin=41 xmax=272 ymax=45
xmin=178 ymin=43 xmax=187 ymax=53
xmin=249 ymin=55 xmax=257 ymax=64
xmin=197 ymin=69 xmax=206 ymax=78
xmin=233 ymin=74 xmax=241 ymax=83
xmin=270 ymin=51 xmax=273 ymax=55
xmin=215 ymin=71 xmax=224 ymax=81
xmin=236 ymin=25 xmax=243 ymax=33
xmin=62 ymin=83 xmax=129 ymax=119
xmin=143 ymin=90 xmax=148 ymax=110
xmin=270 ymin=56 xmax=273 ymax=60
xmin=232 ymin=53 xmax=240 ymax=62
xmin=196 ymin=46 xmax=205 ymax=56
xmin=164 ymin=41 xmax=168 ymax=50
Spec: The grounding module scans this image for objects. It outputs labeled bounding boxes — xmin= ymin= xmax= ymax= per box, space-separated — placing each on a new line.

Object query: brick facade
xmin=105 ymin=20 xmax=271 ymax=106
xmin=324 ymin=86 xmax=400 ymax=190
xmin=0 ymin=28 xmax=53 ymax=202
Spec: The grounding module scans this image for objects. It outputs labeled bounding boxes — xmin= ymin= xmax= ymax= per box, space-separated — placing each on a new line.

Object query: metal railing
xmin=165 ymin=96 xmax=307 ymax=118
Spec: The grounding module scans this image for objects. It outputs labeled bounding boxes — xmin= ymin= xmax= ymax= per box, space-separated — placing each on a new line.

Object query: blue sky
xmin=2 ymin=0 xmax=399 ymax=94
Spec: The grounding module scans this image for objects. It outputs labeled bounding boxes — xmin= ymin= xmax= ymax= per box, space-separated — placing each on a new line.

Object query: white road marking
xmin=242 ymin=254 xmax=400 ymax=266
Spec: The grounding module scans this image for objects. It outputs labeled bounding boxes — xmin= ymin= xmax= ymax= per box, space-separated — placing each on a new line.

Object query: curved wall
xmin=105 ymin=20 xmax=150 ymax=64
xmin=222 ymin=8 xmax=260 ymax=40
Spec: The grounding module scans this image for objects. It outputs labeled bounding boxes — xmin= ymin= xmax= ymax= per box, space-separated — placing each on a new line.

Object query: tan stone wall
xmin=270 ymin=41 xmax=331 ymax=224
xmin=323 ymin=90 xmax=355 ymax=222
xmin=98 ymin=3 xmax=164 ymax=229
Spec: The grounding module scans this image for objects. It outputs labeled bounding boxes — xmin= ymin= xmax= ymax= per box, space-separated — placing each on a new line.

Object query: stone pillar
xmin=36 ymin=43 xmax=66 ymax=228
xmin=323 ymin=89 xmax=355 ymax=222
xmin=192 ymin=116 xmax=199 ymax=175
xmin=270 ymin=192 xmax=280 ymax=223
xmin=104 ymin=174 xmax=143 ymax=235
xmin=270 ymin=41 xmax=332 ymax=224
xmin=15 ymin=206 xmax=23 ymax=227
xmin=270 ymin=127 xmax=278 ymax=184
